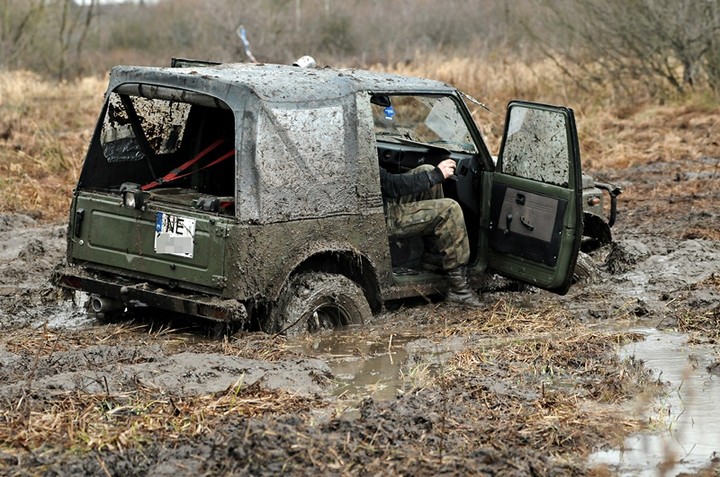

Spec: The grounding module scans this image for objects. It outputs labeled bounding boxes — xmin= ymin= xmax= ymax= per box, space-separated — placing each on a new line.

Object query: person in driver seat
xmin=380 ymin=158 xmax=482 ymax=308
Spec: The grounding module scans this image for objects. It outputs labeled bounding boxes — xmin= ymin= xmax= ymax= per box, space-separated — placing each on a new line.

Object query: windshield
xmin=371 ymin=94 xmax=478 ymax=154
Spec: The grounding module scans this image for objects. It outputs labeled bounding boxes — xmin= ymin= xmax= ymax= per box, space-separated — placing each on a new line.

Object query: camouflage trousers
xmin=384 ymin=165 xmax=470 ymax=270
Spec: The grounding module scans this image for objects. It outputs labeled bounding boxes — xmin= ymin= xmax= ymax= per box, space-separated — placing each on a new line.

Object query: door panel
xmin=487 ymin=102 xmax=582 ymax=294
xmin=490 ymin=183 xmax=569 ymax=267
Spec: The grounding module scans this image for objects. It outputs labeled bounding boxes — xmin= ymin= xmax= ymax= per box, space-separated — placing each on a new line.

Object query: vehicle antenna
xmin=236 ymin=25 xmax=258 ymax=63
xmin=460 ymin=91 xmax=501 ymax=118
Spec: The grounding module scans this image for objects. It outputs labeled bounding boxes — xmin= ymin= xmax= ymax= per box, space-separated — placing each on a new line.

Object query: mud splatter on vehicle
xmin=52 ymin=58 xmax=617 ymax=336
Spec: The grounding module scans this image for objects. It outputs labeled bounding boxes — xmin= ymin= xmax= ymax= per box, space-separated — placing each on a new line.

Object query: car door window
xmin=500 ymin=107 xmax=570 ymax=187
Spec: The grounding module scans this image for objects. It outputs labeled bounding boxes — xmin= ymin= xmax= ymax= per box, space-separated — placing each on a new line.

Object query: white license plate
xmin=154 ymin=212 xmax=196 ymax=258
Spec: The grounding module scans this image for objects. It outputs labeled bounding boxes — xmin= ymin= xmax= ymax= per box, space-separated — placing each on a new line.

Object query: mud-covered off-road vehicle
xmin=54 ymin=58 xmax=619 ymax=334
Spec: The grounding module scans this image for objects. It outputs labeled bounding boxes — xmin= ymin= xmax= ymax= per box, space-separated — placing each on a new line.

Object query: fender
xmin=268 ymin=240 xmax=383 ymax=312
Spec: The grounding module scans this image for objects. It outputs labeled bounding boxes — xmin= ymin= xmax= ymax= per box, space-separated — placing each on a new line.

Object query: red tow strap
xmin=141 ymin=139 xmax=232 ymax=191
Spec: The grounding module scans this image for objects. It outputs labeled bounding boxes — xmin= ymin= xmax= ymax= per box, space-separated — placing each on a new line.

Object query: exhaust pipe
xmin=89 ymin=295 xmax=123 ymax=314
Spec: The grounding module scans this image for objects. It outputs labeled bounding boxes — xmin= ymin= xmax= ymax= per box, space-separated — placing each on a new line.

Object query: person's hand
xmin=437 ymin=158 xmax=457 ymax=180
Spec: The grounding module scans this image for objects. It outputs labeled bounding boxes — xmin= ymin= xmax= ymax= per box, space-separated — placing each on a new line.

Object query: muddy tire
xmin=271 ymin=272 xmax=370 ymax=337
xmin=572 ymin=251 xmax=596 ymax=284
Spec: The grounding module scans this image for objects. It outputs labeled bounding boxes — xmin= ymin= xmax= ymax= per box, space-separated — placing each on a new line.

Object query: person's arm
xmin=379 ymin=159 xmax=455 ymax=198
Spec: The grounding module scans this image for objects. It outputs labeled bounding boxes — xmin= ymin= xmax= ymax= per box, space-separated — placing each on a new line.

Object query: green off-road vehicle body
xmin=54 ymin=59 xmax=618 ymax=333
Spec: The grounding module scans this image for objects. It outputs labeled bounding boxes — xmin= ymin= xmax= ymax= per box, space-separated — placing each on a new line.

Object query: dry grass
xmin=580 ymin=103 xmax=720 ymax=170
xmin=673 ymin=274 xmax=720 ymax=339
xmin=364 ymin=299 xmax=656 ymax=461
xmin=1 ymin=381 xmax=319 ymax=454
xmin=0 ymin=302 xmax=653 ymax=472
xmin=0 ymin=323 xmax=317 ymax=457
xmin=439 ymin=323 xmax=652 ymax=461
xmin=0 ymin=71 xmax=106 ymax=220
xmin=2 ymin=58 xmax=720 ymax=222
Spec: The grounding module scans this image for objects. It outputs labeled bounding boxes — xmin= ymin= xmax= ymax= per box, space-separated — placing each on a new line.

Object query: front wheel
xmin=572 ymin=251 xmax=597 ymax=284
xmin=270 ymin=272 xmax=370 ymax=337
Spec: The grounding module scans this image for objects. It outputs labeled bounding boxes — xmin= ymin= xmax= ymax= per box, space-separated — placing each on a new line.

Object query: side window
xmin=500 ymin=106 xmax=570 ymax=187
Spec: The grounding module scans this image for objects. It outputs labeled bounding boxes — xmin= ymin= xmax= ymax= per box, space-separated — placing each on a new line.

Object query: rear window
xmin=101 ymin=93 xmax=191 ymax=163
xmin=80 ymin=86 xmax=237 ymax=215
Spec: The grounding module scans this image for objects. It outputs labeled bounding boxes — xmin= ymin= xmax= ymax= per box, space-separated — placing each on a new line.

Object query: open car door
xmin=487 ymin=101 xmax=582 ymax=294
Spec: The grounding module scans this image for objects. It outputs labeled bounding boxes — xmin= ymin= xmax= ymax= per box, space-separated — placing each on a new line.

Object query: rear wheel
xmin=270 ymin=272 xmax=370 ymax=337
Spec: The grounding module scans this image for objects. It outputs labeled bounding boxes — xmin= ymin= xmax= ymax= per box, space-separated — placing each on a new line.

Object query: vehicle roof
xmin=108 ymin=62 xmax=457 ymax=103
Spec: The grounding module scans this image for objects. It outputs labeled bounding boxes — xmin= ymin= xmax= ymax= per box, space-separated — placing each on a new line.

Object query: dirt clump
xmin=604 ymin=240 xmax=651 ymax=274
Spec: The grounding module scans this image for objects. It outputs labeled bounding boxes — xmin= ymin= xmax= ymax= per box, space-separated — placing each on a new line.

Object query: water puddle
xmin=589 ymin=328 xmax=720 ymax=475
xmin=289 ymin=326 xmax=483 ymax=401
xmin=292 ymin=327 xmax=511 ymax=401
xmin=45 ymin=292 xmax=95 ymax=329
xmin=291 ymin=330 xmax=424 ymax=400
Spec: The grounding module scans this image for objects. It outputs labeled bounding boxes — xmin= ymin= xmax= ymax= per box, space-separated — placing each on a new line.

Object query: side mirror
xmin=370 ymin=94 xmax=391 ymax=108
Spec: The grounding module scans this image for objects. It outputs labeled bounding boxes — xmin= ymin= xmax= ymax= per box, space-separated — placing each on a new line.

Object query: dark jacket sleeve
xmin=379 ymin=166 xmax=445 ymax=199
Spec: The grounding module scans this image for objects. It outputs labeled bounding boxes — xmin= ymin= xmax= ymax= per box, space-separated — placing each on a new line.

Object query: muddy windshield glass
xmin=371 ymin=94 xmax=478 ymax=154
xmin=501 ymin=105 xmax=570 ymax=187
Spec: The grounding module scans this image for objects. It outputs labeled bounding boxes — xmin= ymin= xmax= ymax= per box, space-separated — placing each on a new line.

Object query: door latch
xmin=520 ymin=215 xmax=534 ymax=231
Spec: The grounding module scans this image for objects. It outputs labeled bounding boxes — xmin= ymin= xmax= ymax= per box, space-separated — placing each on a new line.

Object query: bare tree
xmin=53 ymin=0 xmax=97 ymax=80
xmin=0 ymin=0 xmax=97 ymax=79
xmin=0 ymin=0 xmax=47 ymax=69
xmin=528 ymin=0 xmax=720 ymax=97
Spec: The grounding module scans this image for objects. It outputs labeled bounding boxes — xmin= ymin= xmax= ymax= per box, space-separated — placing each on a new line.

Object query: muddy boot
xmin=445 ymin=266 xmax=482 ymax=307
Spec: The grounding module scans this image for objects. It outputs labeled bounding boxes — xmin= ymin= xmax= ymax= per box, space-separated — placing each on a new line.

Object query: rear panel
xmin=69 ymin=193 xmax=229 ymax=291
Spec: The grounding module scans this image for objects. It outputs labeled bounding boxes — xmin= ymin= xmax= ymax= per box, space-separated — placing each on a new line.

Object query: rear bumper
xmin=53 ymin=265 xmax=247 ymax=323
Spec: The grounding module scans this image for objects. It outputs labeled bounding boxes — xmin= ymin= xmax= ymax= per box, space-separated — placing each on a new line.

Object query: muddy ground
xmin=1 ymin=156 xmax=719 ymax=476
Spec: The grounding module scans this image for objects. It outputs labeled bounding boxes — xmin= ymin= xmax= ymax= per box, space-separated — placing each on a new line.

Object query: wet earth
xmin=1 ymin=156 xmax=719 ymax=476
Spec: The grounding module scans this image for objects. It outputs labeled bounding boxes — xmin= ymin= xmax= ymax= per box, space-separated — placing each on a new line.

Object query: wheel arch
xmin=271 ymin=245 xmax=383 ymax=314
xmin=582 ymin=212 xmax=612 ymax=251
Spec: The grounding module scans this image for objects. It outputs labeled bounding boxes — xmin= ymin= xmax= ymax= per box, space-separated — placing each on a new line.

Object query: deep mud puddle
xmin=287 ymin=328 xmax=426 ymax=400
xmin=589 ymin=328 xmax=720 ymax=475
xmin=287 ymin=323 xmax=483 ymax=401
